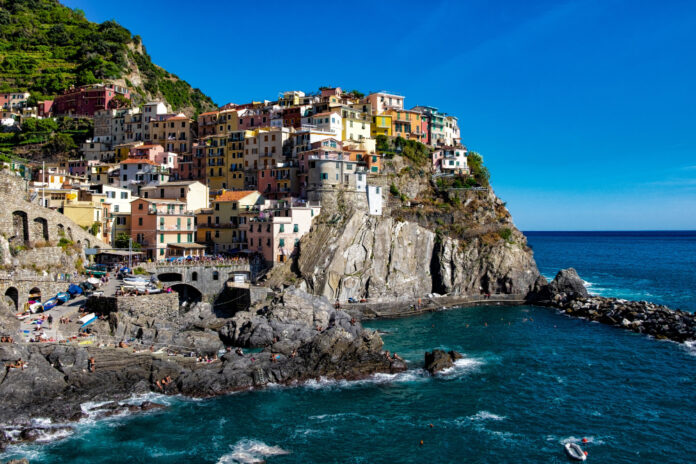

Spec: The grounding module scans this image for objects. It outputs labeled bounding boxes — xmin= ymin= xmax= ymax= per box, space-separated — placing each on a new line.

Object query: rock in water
xmin=424 ymin=349 xmax=463 ymax=374
xmin=550 ymin=268 xmax=589 ymax=297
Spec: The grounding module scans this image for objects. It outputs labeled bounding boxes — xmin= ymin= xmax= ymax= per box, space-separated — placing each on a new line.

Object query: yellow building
xmin=196 ymin=190 xmax=263 ymax=253
xmin=114 ymin=142 xmax=143 ymax=162
xmin=204 ymin=134 xmax=228 ymax=190
xmin=63 ymin=200 xmax=106 ymax=238
xmin=371 ymin=114 xmax=392 ymax=137
xmin=341 ymin=106 xmax=371 ymax=142
xmin=151 ymin=114 xmax=192 ymax=154
xmin=226 ymin=130 xmax=247 ymax=190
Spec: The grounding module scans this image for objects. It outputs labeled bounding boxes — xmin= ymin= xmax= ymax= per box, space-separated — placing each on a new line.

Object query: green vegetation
xmin=467 ymin=152 xmax=490 ymax=187
xmin=498 ymin=227 xmax=512 ymax=242
xmin=376 ymin=135 xmax=432 ymax=167
xmin=88 ymin=221 xmax=100 ymax=236
xmin=0 ymin=115 xmax=92 ymax=156
xmin=0 ymin=0 xmax=215 ymax=112
xmin=57 ymin=237 xmax=72 ymax=249
xmin=114 ymin=232 xmax=141 ymax=250
xmin=389 ymin=183 xmax=400 ymax=196
xmin=133 ymin=266 xmax=147 ymax=275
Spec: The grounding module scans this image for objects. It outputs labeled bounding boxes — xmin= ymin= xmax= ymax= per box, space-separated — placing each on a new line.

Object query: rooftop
xmin=215 ymin=190 xmax=258 ymax=202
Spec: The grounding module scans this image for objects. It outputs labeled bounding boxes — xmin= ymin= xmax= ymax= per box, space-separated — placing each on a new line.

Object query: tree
xmin=467 ymin=152 xmax=490 ymax=187
xmin=115 ymin=232 xmax=141 ymax=250
xmin=43 ymin=133 xmax=76 ymax=155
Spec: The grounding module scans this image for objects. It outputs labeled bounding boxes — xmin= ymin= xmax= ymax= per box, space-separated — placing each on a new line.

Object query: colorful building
xmin=130 ymin=198 xmax=196 ymax=260
xmin=52 ymin=84 xmax=130 ymax=117
xmin=371 ymin=114 xmax=392 ymax=137
xmin=246 ymin=199 xmax=321 ymax=264
xmin=197 ymin=190 xmax=263 ymax=253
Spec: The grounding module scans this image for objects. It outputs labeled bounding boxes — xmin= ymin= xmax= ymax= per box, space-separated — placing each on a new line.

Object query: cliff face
xmin=272 ymin=167 xmax=541 ymax=302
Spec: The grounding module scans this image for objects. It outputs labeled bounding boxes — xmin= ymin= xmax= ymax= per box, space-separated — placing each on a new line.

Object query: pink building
xmin=130 ymin=144 xmax=178 ymax=171
xmin=68 ymin=159 xmax=99 ymax=176
xmin=246 ymin=200 xmax=321 ymax=265
xmin=130 ymin=198 xmax=196 ymax=261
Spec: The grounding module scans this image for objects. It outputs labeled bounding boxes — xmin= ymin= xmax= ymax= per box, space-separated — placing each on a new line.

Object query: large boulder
xmin=526 ymin=268 xmax=588 ymax=302
xmin=424 ymin=349 xmax=463 ymax=374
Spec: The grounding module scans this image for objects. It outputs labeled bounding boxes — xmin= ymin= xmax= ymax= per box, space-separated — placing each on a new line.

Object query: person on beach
xmin=88 ymin=357 xmax=95 ymax=372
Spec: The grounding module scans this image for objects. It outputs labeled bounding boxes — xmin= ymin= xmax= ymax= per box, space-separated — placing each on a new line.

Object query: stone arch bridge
xmin=142 ymin=262 xmax=255 ymax=302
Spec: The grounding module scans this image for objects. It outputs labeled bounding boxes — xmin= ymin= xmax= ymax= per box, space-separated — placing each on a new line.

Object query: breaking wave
xmin=217 ymin=439 xmax=290 ymax=464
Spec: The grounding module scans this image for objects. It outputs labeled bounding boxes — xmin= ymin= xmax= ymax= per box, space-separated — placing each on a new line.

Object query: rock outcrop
xmin=530 ymin=268 xmax=696 ymax=343
xmin=0 ymin=287 xmax=404 ymax=446
xmin=424 ymin=349 xmax=463 ymax=374
xmin=285 ymin=187 xmax=540 ymax=302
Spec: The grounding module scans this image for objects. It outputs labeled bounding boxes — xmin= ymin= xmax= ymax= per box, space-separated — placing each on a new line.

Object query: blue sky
xmin=63 ymin=0 xmax=696 ymax=230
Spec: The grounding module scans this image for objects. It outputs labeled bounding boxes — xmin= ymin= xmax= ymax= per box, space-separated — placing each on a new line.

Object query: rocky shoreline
xmin=530 ymin=268 xmax=696 ymax=344
xmin=1 ymin=270 xmax=694 ymax=455
xmin=0 ymin=287 xmax=406 ymax=452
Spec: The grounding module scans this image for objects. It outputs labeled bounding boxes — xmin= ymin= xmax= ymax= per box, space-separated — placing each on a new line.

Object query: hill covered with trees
xmin=0 ymin=0 xmax=216 ymax=115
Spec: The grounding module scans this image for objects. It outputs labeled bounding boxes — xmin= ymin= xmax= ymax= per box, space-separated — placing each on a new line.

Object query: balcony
xmin=158 ymin=224 xmax=195 ymax=231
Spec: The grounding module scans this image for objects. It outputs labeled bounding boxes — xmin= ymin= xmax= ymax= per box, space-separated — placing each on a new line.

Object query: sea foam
xmin=217 ymin=439 xmax=290 ymax=464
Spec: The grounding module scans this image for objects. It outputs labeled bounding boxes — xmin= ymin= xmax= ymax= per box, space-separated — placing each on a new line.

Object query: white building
xmin=367 ymin=185 xmax=383 ymax=216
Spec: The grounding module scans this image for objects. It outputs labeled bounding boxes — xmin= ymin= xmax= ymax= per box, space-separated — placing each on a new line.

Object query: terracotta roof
xmin=165 ymin=116 xmax=189 ymax=121
xmin=199 ymin=111 xmax=219 ymax=116
xmin=214 ymin=190 xmax=258 ymax=202
xmin=121 ymin=158 xmax=157 ymax=165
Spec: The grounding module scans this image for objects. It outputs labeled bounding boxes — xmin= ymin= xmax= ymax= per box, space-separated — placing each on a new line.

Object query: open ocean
xmin=3 ymin=231 xmax=695 ymax=463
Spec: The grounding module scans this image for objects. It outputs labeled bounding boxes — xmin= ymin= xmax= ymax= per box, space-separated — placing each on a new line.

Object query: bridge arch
xmin=28 ymin=287 xmax=41 ymax=303
xmin=4 ymin=287 xmax=18 ymax=311
xmin=158 ymin=272 xmax=183 ymax=282
xmin=169 ymin=284 xmax=202 ymax=304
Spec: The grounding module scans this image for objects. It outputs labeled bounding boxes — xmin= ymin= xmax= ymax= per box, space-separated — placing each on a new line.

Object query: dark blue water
xmin=3 ymin=232 xmax=695 ymax=463
xmin=526 ymin=231 xmax=696 ymax=312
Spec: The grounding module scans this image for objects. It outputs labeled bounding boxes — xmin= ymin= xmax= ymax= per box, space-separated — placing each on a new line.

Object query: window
xmin=192 ymin=272 xmax=198 ymax=281
xmin=160 ymin=248 xmax=164 ymax=256
xmin=138 ymin=218 xmax=143 ymax=226
xmin=212 ymin=271 xmax=219 ymax=281
xmin=321 ymin=173 xmax=328 ymax=180
xmin=177 ymin=234 xmax=181 ymax=243
xmin=279 ymin=238 xmax=285 ymax=247
xmin=160 ymin=234 xmax=164 ymax=243
xmin=293 ymin=224 xmax=299 ymax=232
xmin=279 ymin=224 xmax=284 ymax=233
xmin=138 ymin=203 xmax=143 ymax=210
xmin=121 ymin=192 xmax=128 ymax=199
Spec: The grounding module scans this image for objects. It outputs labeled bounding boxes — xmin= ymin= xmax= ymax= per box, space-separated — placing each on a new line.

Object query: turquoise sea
xmin=3 ymin=231 xmax=696 ymax=463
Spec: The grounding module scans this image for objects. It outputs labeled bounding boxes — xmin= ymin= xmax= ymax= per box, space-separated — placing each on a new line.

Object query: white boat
xmin=564 ymin=443 xmax=587 ymax=461
xmin=87 ymin=277 xmax=101 ymax=286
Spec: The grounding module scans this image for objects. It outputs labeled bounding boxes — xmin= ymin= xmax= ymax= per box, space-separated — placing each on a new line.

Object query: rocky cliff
xmin=271 ymin=164 xmax=540 ymax=302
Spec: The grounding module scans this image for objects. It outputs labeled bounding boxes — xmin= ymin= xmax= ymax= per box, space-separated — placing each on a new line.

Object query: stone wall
xmin=0 ymin=172 xmax=106 ymax=250
xmin=0 ymin=277 xmax=76 ymax=311
xmin=86 ymin=293 xmax=179 ymax=318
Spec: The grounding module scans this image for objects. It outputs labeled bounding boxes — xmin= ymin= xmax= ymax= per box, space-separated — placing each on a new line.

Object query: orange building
xmin=385 ymin=109 xmax=426 ymax=142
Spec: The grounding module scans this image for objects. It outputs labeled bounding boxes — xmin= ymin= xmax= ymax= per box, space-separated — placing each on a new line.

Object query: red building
xmin=176 ymin=143 xmax=208 ymax=182
xmin=282 ymin=107 xmax=302 ymax=128
xmin=37 ymin=100 xmax=53 ymax=117
xmin=52 ymin=84 xmax=130 ymax=117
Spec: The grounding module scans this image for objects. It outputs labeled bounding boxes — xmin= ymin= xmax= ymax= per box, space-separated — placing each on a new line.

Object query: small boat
xmin=16 ymin=312 xmax=30 ymax=320
xmin=56 ymin=292 xmax=70 ymax=304
xmin=68 ymin=284 xmax=83 ymax=297
xmin=87 ymin=277 xmax=101 ymax=286
xmin=564 ymin=443 xmax=587 ymax=461
xmin=42 ymin=298 xmax=58 ymax=311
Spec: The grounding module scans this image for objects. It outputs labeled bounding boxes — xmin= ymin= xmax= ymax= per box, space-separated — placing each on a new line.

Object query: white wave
xmin=685 ymin=341 xmax=696 ymax=356
xmin=469 ymin=411 xmax=506 ymax=422
xmin=217 ymin=439 xmax=289 ymax=464
xmin=437 ymin=357 xmax=484 ymax=377
xmin=299 ymin=369 xmax=429 ymax=391
xmin=558 ymin=435 xmax=604 ymax=445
